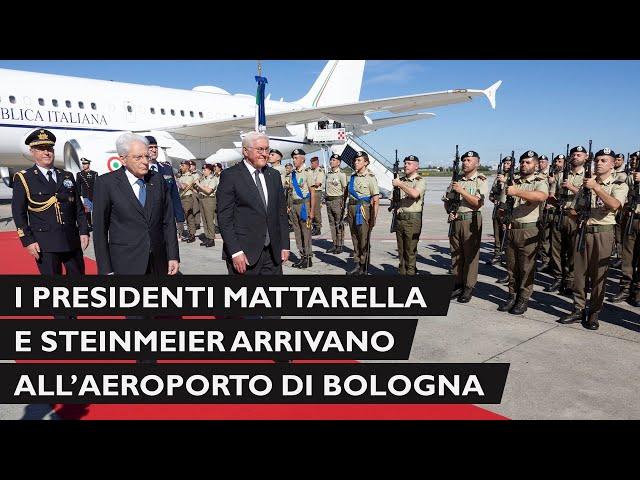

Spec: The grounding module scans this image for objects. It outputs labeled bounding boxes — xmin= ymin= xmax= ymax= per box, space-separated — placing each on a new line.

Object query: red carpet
xmin=0 ymin=231 xmax=506 ymax=420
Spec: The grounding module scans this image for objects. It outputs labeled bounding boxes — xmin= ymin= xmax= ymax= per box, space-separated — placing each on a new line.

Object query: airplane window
xmin=127 ymin=105 xmax=133 ymax=113
xmin=190 ymin=111 xmax=194 ymax=117
xmin=171 ymin=109 xmax=175 ymax=116
xmin=78 ymin=101 xmax=84 ymax=109
xmin=180 ymin=110 xmax=185 ymax=117
xmin=38 ymin=98 xmax=45 ymax=106
xmin=65 ymin=100 xmax=71 ymax=108
xmin=150 ymin=107 xmax=155 ymax=114
xmin=199 ymin=112 xmax=203 ymax=118
xmin=52 ymin=99 xmax=58 ymax=107
xmin=91 ymin=103 xmax=97 ymax=110
xmin=10 ymin=96 xmax=16 ymax=104
xmin=161 ymin=108 xmax=166 ymax=115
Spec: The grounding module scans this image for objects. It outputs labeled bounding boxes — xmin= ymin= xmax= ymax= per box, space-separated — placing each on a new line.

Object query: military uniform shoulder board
xmin=613 ymin=179 xmax=625 ymax=185
xmin=534 ymin=175 xmax=546 ymax=181
xmin=368 ymin=172 xmax=376 ymax=177
xmin=477 ymin=174 xmax=487 ymax=180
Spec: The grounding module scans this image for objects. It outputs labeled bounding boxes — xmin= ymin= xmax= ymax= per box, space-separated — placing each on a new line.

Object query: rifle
xmin=576 ymin=140 xmax=593 ymax=252
xmin=389 ymin=149 xmax=400 ymax=233
xmin=625 ymin=152 xmax=640 ymax=237
xmin=445 ymin=145 xmax=461 ymax=237
xmin=541 ymin=152 xmax=555 ymax=226
xmin=491 ymin=153 xmax=503 ymax=221
xmin=499 ymin=150 xmax=516 ymax=253
xmin=624 ymin=152 xmax=631 ymax=175
xmin=555 ymin=144 xmax=571 ymax=229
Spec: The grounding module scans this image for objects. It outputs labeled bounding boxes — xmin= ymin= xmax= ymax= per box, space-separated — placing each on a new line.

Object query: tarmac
xmin=0 ymin=177 xmax=638 ymax=420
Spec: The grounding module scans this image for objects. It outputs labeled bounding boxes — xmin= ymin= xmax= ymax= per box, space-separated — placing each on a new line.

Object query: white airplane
xmin=0 ymin=60 xmax=501 ymax=192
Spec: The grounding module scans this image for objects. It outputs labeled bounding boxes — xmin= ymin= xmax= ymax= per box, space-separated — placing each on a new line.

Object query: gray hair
xmin=242 ymin=131 xmax=269 ymax=149
xmin=116 ymin=132 xmax=149 ymax=156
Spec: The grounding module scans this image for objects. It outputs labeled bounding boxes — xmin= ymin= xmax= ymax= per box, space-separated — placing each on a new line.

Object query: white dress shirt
xmin=125 ymin=168 xmax=144 ymax=198
xmin=36 ymin=165 xmax=57 ymax=183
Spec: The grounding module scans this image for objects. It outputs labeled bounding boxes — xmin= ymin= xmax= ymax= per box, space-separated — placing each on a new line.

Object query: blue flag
xmin=255 ymin=75 xmax=268 ymax=132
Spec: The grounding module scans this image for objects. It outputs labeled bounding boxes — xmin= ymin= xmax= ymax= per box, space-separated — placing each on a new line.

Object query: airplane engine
xmin=63 ymin=133 xmax=123 ymax=176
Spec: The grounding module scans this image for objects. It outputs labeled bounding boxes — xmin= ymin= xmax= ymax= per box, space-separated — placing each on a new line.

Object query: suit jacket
xmin=217 ymin=161 xmax=290 ymax=266
xmin=92 ymin=167 xmax=180 ymax=275
xmin=153 ymin=161 xmax=185 ymax=223
xmin=12 ymin=165 xmax=89 ymax=252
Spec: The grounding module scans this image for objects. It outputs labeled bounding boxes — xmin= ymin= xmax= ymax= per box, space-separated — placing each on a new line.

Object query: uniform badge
xmin=17 ymin=228 xmax=24 ymax=238
xmin=63 ymin=179 xmax=74 ymax=188
xmin=596 ymin=196 xmax=605 ymax=208
xmin=603 ymin=148 xmax=611 ymax=154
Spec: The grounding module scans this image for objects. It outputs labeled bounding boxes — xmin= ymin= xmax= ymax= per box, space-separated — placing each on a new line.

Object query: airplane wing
xmin=155 ymin=81 xmax=502 ymax=139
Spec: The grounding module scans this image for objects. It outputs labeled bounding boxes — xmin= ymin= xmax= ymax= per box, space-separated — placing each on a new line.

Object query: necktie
xmin=47 ymin=170 xmax=56 ymax=187
xmin=254 ymin=169 xmax=269 ymax=246
xmin=136 ymin=179 xmax=146 ymax=206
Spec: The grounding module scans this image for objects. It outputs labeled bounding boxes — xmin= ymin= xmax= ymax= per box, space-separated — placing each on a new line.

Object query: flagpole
xmin=255 ymin=61 xmax=261 ymax=133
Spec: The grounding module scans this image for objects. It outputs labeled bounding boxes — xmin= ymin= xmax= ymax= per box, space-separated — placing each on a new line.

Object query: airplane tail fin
xmin=296 ymin=60 xmax=365 ymax=108
xmin=484 ymin=80 xmax=502 ymax=109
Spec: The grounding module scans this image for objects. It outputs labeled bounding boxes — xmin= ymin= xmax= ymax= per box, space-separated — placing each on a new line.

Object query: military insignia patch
xmin=63 ymin=179 xmax=74 ymax=188
xmin=17 ymin=228 xmax=24 ymax=237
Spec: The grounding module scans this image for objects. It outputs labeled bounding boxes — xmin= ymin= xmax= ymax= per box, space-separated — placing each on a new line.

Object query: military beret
xmin=615 ymin=153 xmax=624 ymax=159
xmin=145 ymin=136 xmax=157 ymax=146
xmin=80 ymin=158 xmax=91 ymax=164
xmin=354 ymin=151 xmax=369 ymax=160
xmin=404 ymin=155 xmax=419 ymax=163
xmin=502 ymin=156 xmax=514 ymax=162
xmin=189 ymin=160 xmax=197 ymax=166
xmin=539 ymin=155 xmax=548 ymax=161
xmin=25 ymin=128 xmax=56 ymax=147
xmin=631 ymin=151 xmax=640 ymax=158
xmin=553 ymin=154 xmax=566 ymax=161
xmin=570 ymin=146 xmax=586 ymax=155
xmin=594 ymin=147 xmax=616 ymax=158
xmin=180 ymin=160 xmax=188 ymax=165
xmin=215 ymin=163 xmax=223 ymax=169
xmin=203 ymin=163 xmax=214 ymax=170
xmin=291 ymin=149 xmax=306 ymax=157
xmin=310 ymin=156 xmax=320 ymax=162
xmin=520 ymin=150 xmax=538 ymax=160
xmin=270 ymin=149 xmax=283 ymax=157
xmin=330 ymin=153 xmax=341 ymax=160
xmin=461 ymin=150 xmax=479 ymax=159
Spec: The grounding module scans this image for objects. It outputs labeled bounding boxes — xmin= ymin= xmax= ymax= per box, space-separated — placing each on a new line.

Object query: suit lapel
xmin=239 ymin=163 xmax=265 ymax=213
xmin=115 ymin=168 xmax=145 ymax=218
xmin=144 ymin=173 xmax=155 ymax=222
xmin=55 ymin=168 xmax=65 ymax=192
xmin=266 ymin=169 xmax=276 ymax=212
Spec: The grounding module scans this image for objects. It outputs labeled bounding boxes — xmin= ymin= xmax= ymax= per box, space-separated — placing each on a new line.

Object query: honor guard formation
xmin=11 ymin=128 xmax=640 ymax=330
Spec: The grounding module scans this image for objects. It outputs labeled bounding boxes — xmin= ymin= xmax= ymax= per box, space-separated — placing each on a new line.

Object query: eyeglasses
xmin=246 ymin=147 xmax=270 ymax=154
xmin=126 ymin=154 xmax=150 ymax=161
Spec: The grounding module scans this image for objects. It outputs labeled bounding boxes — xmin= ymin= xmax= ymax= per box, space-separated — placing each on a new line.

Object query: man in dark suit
xmin=145 ymin=135 xmax=186 ymax=237
xmin=76 ymin=158 xmax=97 ymax=229
xmin=12 ymin=128 xmax=90 ymax=275
xmin=92 ymin=133 xmax=180 ymax=275
xmin=217 ymin=131 xmax=290 ymax=275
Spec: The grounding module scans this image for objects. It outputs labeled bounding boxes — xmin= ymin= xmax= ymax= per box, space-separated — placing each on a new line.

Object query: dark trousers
xmin=227 ymin=245 xmax=283 ymax=276
xmin=36 ymin=250 xmax=85 ymax=276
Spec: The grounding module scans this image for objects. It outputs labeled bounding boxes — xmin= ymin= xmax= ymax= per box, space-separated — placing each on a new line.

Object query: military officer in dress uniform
xmin=308 ymin=156 xmax=325 ymax=236
xmin=497 ymin=150 xmax=548 ymax=315
xmin=442 ymin=150 xmax=487 ymax=302
xmin=346 ymin=151 xmax=379 ymax=275
xmin=145 ymin=135 xmax=185 ymax=238
xmin=12 ymin=128 xmax=89 ymax=275
xmin=559 ymin=148 xmax=628 ymax=329
xmin=194 ymin=163 xmax=218 ymax=247
xmin=325 ymin=153 xmax=348 ymax=254
xmin=76 ymin=158 xmax=97 ymax=229
xmin=546 ymin=146 xmax=587 ymax=294
xmin=393 ymin=155 xmax=426 ymax=275
xmin=268 ymin=149 xmax=287 ymax=187
xmin=289 ymin=149 xmax=316 ymax=268
xmin=284 ymin=162 xmax=294 ymax=233
xmin=189 ymin=160 xmax=202 ymax=230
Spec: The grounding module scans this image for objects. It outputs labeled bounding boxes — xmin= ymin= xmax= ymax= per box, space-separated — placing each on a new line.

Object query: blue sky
xmin=1 ymin=60 xmax=638 ymax=168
